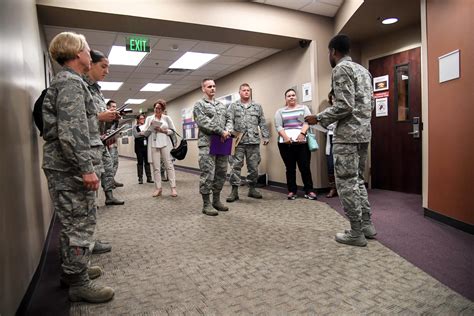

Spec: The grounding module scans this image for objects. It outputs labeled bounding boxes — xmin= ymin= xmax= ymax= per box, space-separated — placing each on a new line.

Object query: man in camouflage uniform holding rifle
xmin=42 ymin=32 xmax=114 ymax=303
xmin=193 ymin=78 xmax=231 ymax=216
xmin=305 ymin=34 xmax=376 ymax=247
xmin=226 ymin=83 xmax=269 ymax=202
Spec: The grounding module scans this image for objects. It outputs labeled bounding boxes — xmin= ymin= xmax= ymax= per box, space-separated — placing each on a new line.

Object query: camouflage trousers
xmin=228 ymin=144 xmax=261 ymax=186
xmin=44 ymin=169 xmax=99 ymax=284
xmin=333 ymin=143 xmax=371 ymax=222
xmin=101 ymin=146 xmax=115 ymax=191
xmin=198 ymin=146 xmax=228 ymax=195
xmin=109 ymin=146 xmax=119 ymax=177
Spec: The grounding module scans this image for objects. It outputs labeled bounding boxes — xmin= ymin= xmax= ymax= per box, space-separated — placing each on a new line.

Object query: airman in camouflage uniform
xmin=104 ymin=100 xmax=123 ymax=187
xmin=226 ymin=83 xmax=270 ymax=202
xmin=42 ymin=32 xmax=114 ymax=303
xmin=84 ymin=50 xmax=124 ymax=209
xmin=305 ymin=34 xmax=376 ymax=247
xmin=193 ymin=79 xmax=231 ymax=216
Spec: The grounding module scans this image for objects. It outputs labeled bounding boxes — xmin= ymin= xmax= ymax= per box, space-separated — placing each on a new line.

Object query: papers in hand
xmin=142 ymin=119 xmax=162 ymax=132
xmin=279 ymin=129 xmax=302 ymax=143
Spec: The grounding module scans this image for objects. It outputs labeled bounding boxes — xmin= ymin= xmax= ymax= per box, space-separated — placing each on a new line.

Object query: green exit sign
xmin=126 ymin=37 xmax=150 ymax=53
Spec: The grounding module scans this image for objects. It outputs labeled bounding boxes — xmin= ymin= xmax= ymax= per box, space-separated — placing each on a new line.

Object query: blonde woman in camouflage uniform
xmin=305 ymin=34 xmax=376 ymax=247
xmin=42 ymin=32 xmax=114 ymax=303
xmin=193 ymin=79 xmax=231 ymax=216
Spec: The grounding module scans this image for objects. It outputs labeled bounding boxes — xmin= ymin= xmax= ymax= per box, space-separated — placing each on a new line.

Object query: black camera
xmin=120 ymin=108 xmax=133 ymax=114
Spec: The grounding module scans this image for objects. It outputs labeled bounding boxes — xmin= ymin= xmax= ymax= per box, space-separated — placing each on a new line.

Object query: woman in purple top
xmin=274 ymin=88 xmax=317 ymax=200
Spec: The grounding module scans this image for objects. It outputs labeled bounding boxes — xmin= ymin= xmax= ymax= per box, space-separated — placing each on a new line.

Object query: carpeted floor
xmin=60 ymin=159 xmax=473 ymax=315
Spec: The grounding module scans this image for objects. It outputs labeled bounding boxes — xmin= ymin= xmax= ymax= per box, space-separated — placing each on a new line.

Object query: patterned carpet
xmin=72 ymin=159 xmax=474 ymax=315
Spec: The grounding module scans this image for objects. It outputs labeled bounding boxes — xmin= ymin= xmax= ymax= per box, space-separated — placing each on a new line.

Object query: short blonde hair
xmin=49 ymin=32 xmax=87 ymax=65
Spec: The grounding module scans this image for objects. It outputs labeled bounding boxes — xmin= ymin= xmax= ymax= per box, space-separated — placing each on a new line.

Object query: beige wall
xmin=426 ymin=0 xmax=473 ymax=225
xmin=0 ymin=0 xmax=52 ymax=314
xmin=119 ymin=45 xmax=329 ymax=187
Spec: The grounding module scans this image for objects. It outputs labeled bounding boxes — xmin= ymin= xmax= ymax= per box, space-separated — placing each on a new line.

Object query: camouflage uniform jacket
xmin=226 ymin=100 xmax=270 ymax=145
xmin=193 ymin=97 xmax=228 ymax=148
xmin=42 ymin=67 xmax=103 ymax=175
xmin=316 ymin=56 xmax=374 ymax=143
xmin=83 ymin=76 xmax=108 ymax=135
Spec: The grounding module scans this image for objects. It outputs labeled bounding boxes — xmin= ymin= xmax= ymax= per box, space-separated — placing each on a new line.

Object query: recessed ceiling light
xmin=382 ymin=17 xmax=399 ymax=25
xmin=125 ymin=99 xmax=146 ymax=104
xmin=98 ymin=81 xmax=123 ymax=91
xmin=108 ymin=45 xmax=147 ymax=66
xmin=169 ymin=52 xmax=218 ymax=70
xmin=140 ymin=83 xmax=171 ymax=92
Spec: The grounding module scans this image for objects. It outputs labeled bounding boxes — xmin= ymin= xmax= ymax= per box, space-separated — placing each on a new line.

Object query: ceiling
xmin=44 ymin=25 xmax=282 ymax=113
xmin=251 ymin=0 xmax=344 ymax=17
xmin=340 ymin=0 xmax=421 ymax=43
xmin=41 ymin=0 xmax=421 ymax=114
xmin=40 ymin=1 xmax=345 ymax=114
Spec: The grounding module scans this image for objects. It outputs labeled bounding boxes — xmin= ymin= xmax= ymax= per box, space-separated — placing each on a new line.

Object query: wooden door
xmin=369 ymin=47 xmax=422 ymax=194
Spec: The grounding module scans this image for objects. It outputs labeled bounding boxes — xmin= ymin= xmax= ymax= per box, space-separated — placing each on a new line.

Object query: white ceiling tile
xmin=213 ymin=56 xmax=247 ymax=65
xmin=237 ymin=58 xmax=260 ymax=67
xmin=109 ymin=65 xmax=136 ymax=73
xmin=128 ymin=73 xmax=157 ymax=80
xmin=252 ymin=48 xmax=281 ymax=59
xmin=134 ymin=66 xmax=164 ymax=74
xmin=198 ymin=63 xmax=231 ymax=71
xmin=302 ymin=1 xmax=340 ymax=17
xmin=264 ymin=0 xmax=312 ymax=10
xmin=125 ymin=78 xmax=155 ymax=85
xmin=191 ymin=42 xmax=233 ymax=54
xmin=191 ymin=69 xmax=221 ymax=77
xmin=76 ymin=29 xmax=117 ymax=46
xmin=147 ymin=49 xmax=184 ymax=60
xmin=105 ymin=72 xmax=130 ymax=81
xmin=139 ymin=58 xmax=174 ymax=68
xmin=223 ymin=45 xmax=266 ymax=58
xmin=154 ymin=38 xmax=198 ymax=52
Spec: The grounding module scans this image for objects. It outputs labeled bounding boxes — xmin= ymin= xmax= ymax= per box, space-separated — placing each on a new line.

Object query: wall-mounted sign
xmin=126 ymin=37 xmax=150 ymax=53
xmin=439 ymin=49 xmax=460 ymax=83
xmin=375 ymin=97 xmax=388 ymax=117
xmin=302 ymin=82 xmax=312 ymax=102
xmin=373 ymin=75 xmax=389 ymax=92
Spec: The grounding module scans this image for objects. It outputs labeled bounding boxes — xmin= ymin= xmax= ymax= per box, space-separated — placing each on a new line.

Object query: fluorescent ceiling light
xmin=169 ymin=52 xmax=218 ymax=70
xmin=125 ymin=99 xmax=146 ymax=104
xmin=104 ymin=98 xmax=110 ymax=104
xmin=108 ymin=45 xmax=147 ymax=66
xmin=98 ymin=81 xmax=123 ymax=91
xmin=140 ymin=83 xmax=171 ymax=92
xmin=382 ymin=17 xmax=398 ymax=25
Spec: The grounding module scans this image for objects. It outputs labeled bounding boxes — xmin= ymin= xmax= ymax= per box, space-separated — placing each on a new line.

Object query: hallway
xmin=59 ymin=158 xmax=474 ymax=314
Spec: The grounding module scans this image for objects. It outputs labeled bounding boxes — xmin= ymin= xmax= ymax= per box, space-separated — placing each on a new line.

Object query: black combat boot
xmin=105 ymin=191 xmax=125 ymax=206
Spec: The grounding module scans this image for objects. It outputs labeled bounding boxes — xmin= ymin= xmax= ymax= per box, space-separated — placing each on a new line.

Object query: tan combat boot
xmin=69 ymin=281 xmax=115 ymax=303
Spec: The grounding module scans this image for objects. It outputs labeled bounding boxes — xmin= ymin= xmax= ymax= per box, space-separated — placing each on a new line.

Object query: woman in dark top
xmin=132 ymin=114 xmax=153 ymax=184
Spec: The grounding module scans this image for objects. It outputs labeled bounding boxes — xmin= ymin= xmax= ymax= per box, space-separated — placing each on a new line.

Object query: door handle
xmin=409 ymin=117 xmax=420 ymax=138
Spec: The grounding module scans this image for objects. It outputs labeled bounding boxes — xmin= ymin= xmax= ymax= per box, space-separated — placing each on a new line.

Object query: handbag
xmin=168 ymin=130 xmax=188 ymax=160
xmin=307 ymin=130 xmax=319 ymax=152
